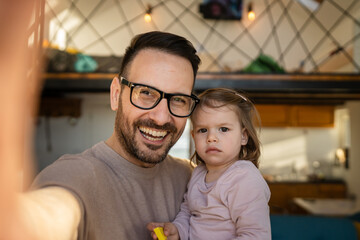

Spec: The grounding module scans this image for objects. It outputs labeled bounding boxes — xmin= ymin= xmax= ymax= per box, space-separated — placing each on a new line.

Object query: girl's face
xmin=191 ymin=104 xmax=248 ymax=171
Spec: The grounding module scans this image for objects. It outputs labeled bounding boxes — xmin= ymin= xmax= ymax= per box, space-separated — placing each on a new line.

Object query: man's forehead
xmin=127 ymin=50 xmax=194 ymax=92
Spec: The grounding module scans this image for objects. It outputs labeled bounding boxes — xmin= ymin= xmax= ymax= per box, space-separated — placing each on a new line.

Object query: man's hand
xmin=147 ymin=222 xmax=180 ymax=240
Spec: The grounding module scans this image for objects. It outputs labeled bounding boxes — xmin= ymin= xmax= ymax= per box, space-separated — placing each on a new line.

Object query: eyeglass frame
xmin=119 ymin=76 xmax=200 ymax=118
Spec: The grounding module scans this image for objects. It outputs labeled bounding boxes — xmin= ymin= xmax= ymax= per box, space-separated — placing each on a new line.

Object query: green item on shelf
xmin=74 ymin=53 xmax=98 ymax=73
xmin=243 ymin=54 xmax=285 ymax=73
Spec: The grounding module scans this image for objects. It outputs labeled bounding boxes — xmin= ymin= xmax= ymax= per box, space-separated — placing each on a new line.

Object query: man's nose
xmin=148 ymin=99 xmax=172 ymax=125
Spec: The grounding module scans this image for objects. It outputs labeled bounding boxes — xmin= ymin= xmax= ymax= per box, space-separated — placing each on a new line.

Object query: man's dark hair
xmin=119 ymin=31 xmax=201 ymax=79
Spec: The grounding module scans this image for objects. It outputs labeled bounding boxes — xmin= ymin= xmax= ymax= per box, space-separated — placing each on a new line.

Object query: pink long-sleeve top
xmin=173 ymin=160 xmax=271 ymax=240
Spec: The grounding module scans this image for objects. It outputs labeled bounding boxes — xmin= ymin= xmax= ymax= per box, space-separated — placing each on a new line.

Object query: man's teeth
xmin=139 ymin=127 xmax=167 ymax=141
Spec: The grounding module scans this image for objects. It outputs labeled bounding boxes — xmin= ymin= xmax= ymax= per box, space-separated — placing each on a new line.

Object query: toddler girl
xmin=148 ymin=88 xmax=271 ymax=240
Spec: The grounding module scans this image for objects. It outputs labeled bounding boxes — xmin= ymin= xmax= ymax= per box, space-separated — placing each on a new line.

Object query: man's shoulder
xmin=34 ymin=143 xmax=105 ymax=183
xmin=166 ymin=155 xmax=193 ymax=167
xmin=164 ymin=155 xmax=194 ymax=175
xmin=57 ymin=148 xmax=94 ymax=162
xmin=50 ymin=150 xmax=95 ymax=173
xmin=56 ymin=141 xmax=106 ymax=165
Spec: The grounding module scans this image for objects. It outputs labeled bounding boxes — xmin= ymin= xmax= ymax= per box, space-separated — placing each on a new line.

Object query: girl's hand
xmin=147 ymin=222 xmax=180 ymax=240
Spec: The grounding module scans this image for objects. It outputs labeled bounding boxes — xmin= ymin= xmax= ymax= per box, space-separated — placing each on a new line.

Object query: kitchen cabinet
xmin=256 ymin=104 xmax=335 ymax=127
xmin=268 ymin=181 xmax=347 ymax=214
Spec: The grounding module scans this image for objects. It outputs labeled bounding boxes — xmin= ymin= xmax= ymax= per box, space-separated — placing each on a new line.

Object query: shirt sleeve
xmin=172 ymin=190 xmax=191 ymax=240
xmin=172 ymin=165 xmax=203 ymax=240
xmin=31 ymin=155 xmax=96 ymax=240
xmin=221 ymin=165 xmax=271 ymax=240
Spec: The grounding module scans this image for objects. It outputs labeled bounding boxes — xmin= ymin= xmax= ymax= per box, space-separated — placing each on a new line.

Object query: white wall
xmin=35 ymin=93 xmax=114 ymax=171
xmin=259 ymin=127 xmax=339 ymax=181
xmin=344 ymin=101 xmax=360 ymax=204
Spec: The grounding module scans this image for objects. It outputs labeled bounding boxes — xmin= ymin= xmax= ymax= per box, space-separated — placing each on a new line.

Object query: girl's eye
xmin=198 ymin=128 xmax=207 ymax=133
xmin=219 ymin=127 xmax=229 ymax=132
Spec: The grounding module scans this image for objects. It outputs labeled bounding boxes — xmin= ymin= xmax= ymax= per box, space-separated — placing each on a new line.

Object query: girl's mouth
xmin=206 ymin=147 xmax=221 ymax=153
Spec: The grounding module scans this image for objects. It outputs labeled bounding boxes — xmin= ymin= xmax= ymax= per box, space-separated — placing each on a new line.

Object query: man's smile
xmin=139 ymin=126 xmax=168 ymax=142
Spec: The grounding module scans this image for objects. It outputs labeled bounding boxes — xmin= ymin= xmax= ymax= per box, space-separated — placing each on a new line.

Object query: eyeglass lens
xmin=131 ymin=85 xmax=195 ymax=117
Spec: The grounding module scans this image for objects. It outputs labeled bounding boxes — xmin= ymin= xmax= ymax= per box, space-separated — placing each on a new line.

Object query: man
xmin=28 ymin=31 xmax=201 ymax=239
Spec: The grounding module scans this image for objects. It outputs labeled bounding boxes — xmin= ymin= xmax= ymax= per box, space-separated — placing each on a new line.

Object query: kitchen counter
xmin=267 ymin=178 xmax=345 ymax=184
xmin=267 ymin=181 xmax=347 ymax=214
xmin=293 ymin=198 xmax=360 ymax=216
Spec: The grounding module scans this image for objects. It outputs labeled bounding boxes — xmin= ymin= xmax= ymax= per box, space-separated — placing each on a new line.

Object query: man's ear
xmin=110 ymin=77 xmax=120 ymax=111
xmin=241 ymin=129 xmax=249 ymax=145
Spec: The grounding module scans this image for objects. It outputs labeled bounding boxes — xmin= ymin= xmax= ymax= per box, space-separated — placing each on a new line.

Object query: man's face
xmin=114 ymin=49 xmax=194 ymax=167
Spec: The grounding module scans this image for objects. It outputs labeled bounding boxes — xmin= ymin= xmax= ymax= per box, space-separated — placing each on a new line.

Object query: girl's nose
xmin=207 ymin=133 xmax=218 ymax=143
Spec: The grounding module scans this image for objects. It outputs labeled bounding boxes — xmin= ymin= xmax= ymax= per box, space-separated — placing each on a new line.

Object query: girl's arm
xmin=172 ymin=191 xmax=191 ymax=240
xmin=226 ymin=167 xmax=271 ymax=240
xmin=147 ymin=170 xmax=195 ymax=240
xmin=146 ymin=192 xmax=190 ymax=240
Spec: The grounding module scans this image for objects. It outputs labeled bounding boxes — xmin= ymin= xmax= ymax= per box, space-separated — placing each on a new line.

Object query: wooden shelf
xmin=43 ymin=73 xmax=360 ymax=104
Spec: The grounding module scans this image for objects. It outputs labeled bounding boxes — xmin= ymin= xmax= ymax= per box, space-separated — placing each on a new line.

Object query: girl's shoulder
xmin=228 ymin=160 xmax=259 ymax=174
xmin=219 ymin=160 xmax=266 ymax=186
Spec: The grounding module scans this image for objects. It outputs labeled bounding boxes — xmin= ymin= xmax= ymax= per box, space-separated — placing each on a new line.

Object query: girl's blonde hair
xmin=190 ymin=88 xmax=261 ymax=168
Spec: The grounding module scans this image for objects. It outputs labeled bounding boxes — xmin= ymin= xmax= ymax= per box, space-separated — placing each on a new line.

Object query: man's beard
xmin=114 ymin=100 xmax=182 ymax=165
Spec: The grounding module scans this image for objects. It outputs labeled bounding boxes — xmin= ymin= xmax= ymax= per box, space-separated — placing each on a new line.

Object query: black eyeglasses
xmin=120 ymin=76 xmax=199 ymax=118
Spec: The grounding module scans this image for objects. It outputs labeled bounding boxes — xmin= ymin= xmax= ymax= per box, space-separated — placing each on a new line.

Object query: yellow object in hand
xmin=154 ymin=227 xmax=167 ymax=240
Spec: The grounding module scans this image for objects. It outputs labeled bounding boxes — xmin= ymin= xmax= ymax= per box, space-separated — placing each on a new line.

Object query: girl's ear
xmin=241 ymin=129 xmax=249 ymax=145
xmin=191 ymin=129 xmax=195 ymax=139
xmin=110 ymin=77 xmax=121 ymax=111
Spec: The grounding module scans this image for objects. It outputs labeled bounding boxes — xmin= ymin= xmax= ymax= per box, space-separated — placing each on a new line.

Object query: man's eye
xmin=219 ymin=127 xmax=229 ymax=132
xmin=139 ymin=89 xmax=151 ymax=96
xmin=198 ymin=128 xmax=207 ymax=133
xmin=171 ymin=96 xmax=187 ymax=106
xmin=138 ymin=87 xmax=158 ymax=99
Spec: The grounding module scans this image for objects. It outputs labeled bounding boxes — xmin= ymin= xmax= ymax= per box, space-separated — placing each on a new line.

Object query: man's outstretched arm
xmin=19 ymin=187 xmax=81 ymax=240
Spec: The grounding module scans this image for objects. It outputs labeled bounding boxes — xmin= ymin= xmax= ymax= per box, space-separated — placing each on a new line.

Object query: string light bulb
xmin=247 ymin=3 xmax=255 ymax=21
xmin=144 ymin=5 xmax=152 ymax=23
